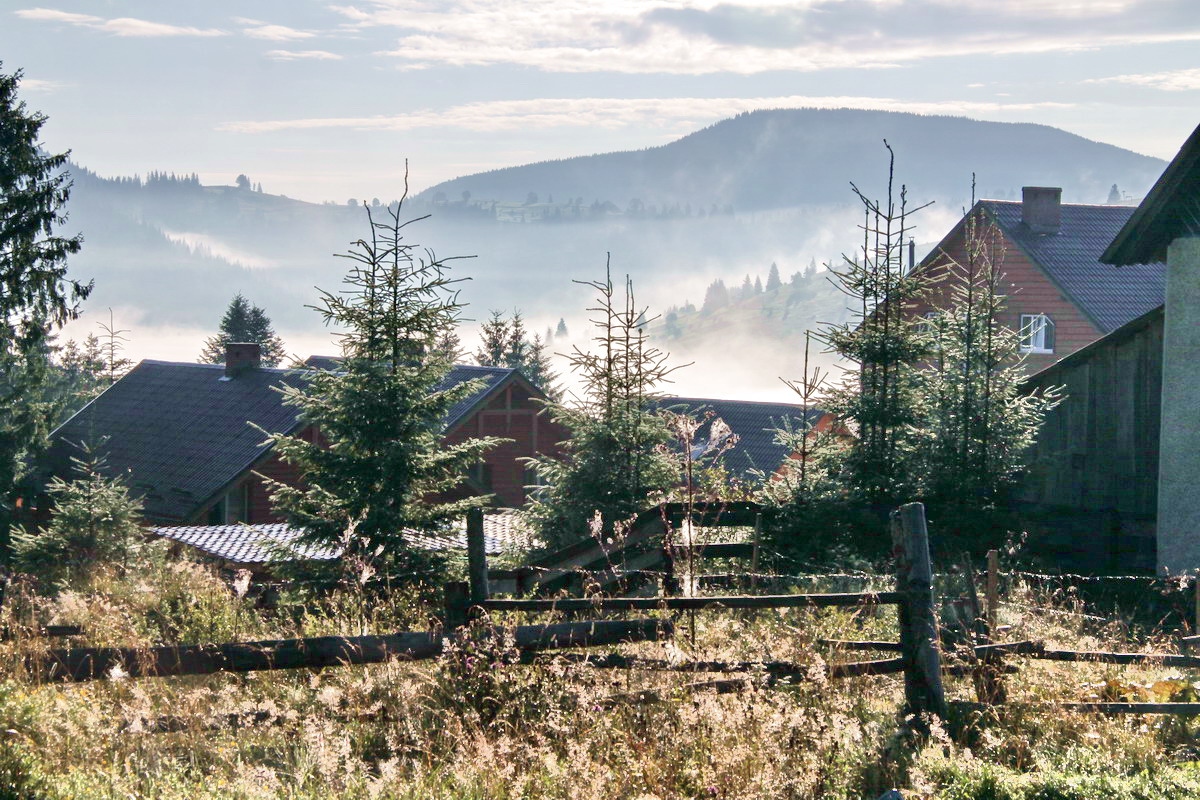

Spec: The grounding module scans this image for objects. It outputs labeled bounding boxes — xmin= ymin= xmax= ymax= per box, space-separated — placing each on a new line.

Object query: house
xmin=1020 ymin=306 xmax=1163 ymax=571
xmin=909 ymin=187 xmax=1166 ymax=372
xmin=653 ymin=396 xmax=835 ymax=482
xmin=149 ymin=509 xmax=536 ymax=572
xmin=1099 ymin=122 xmax=1200 ymax=574
xmin=1017 ymin=122 xmax=1199 ymax=574
xmin=43 ymin=343 xmax=568 ymax=526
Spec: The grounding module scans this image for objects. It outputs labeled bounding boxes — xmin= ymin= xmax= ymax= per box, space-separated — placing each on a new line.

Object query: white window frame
xmin=1019 ymin=313 xmax=1054 ymax=354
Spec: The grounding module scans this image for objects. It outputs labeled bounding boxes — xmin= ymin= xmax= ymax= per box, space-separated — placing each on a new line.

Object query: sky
xmin=4 ymin=0 xmax=1199 ymax=203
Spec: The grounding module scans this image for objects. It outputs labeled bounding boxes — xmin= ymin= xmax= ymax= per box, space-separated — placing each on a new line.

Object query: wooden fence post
xmin=444 ymin=581 xmax=469 ymax=631
xmin=891 ymin=502 xmax=947 ymax=721
xmin=986 ymin=549 xmax=1000 ymax=634
xmin=466 ymin=508 xmax=489 ymax=606
xmin=750 ymin=513 xmax=762 ymax=592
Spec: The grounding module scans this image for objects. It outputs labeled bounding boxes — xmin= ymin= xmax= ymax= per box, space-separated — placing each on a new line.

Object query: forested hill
xmin=417 ymin=108 xmax=1165 ymax=212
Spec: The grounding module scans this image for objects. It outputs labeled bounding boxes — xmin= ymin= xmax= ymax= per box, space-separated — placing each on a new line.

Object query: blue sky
xmin=5 ymin=0 xmax=1199 ymax=202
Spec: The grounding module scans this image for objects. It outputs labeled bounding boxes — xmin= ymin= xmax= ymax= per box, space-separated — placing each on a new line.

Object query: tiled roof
xmin=47 ymin=360 xmax=516 ymax=522
xmin=653 ymin=396 xmax=824 ymax=480
xmin=303 ymin=357 xmax=516 ymax=431
xmin=981 ymin=200 xmax=1167 ymax=334
xmin=151 ymin=510 xmax=535 ymax=566
xmin=1102 ymin=122 xmax=1200 ymax=266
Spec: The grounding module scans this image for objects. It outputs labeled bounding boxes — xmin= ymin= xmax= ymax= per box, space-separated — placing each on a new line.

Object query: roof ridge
xmin=660 ymin=395 xmax=817 ymax=410
xmin=139 ymin=359 xmax=293 ymax=374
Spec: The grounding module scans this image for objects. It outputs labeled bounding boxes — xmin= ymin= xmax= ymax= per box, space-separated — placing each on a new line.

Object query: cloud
xmin=1088 ymin=67 xmax=1200 ymax=91
xmin=324 ymin=0 xmax=1200 ymax=75
xmin=219 ymin=94 xmax=1074 ymax=134
xmin=14 ymin=7 xmax=225 ymax=36
xmin=19 ymin=78 xmax=70 ymax=92
xmin=235 ymin=17 xmax=317 ymax=40
xmin=265 ymin=49 xmax=344 ymax=60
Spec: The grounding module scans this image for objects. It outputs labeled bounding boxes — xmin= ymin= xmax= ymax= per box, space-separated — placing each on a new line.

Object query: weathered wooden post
xmin=986 ymin=549 xmax=1000 ymax=634
xmin=750 ymin=512 xmax=763 ymax=592
xmin=466 ymin=507 xmax=489 ymax=607
xmin=891 ymin=502 xmax=947 ymax=721
xmin=444 ymin=581 xmax=469 ymax=631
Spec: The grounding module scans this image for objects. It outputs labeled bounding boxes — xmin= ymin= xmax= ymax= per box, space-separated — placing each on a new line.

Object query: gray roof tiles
xmin=48 ymin=360 xmax=517 ymax=521
xmin=151 ymin=509 xmax=534 ymax=565
xmin=654 ymin=396 xmax=824 ymax=480
xmin=981 ymin=200 xmax=1167 ymax=334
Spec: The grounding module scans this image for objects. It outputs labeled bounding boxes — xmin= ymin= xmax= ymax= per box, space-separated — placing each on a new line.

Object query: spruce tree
xmin=766 ymin=262 xmax=782 ymax=292
xmin=525 ymin=263 xmax=680 ymax=548
xmin=522 ymin=334 xmax=559 ymax=401
xmin=555 ymin=318 xmax=568 ymax=339
xmin=199 ymin=294 xmax=287 ymax=367
xmin=12 ymin=441 xmax=146 ymax=588
xmin=819 ymin=143 xmax=930 ymax=513
xmin=475 ymin=310 xmax=510 ymax=367
xmin=505 ymin=311 xmax=530 ymax=371
xmin=0 ymin=64 xmax=91 ymax=545
xmin=912 ymin=202 xmax=1061 ymax=550
xmin=258 ymin=201 xmax=503 ymax=577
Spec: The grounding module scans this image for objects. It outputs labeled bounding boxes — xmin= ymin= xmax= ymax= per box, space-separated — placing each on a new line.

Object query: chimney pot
xmin=225 ymin=342 xmax=261 ymax=378
xmin=1021 ymin=186 xmax=1062 ymax=234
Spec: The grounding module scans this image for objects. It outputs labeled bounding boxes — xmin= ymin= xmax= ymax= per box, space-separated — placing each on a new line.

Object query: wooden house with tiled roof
xmin=908 ymin=186 xmax=1166 ymax=372
xmin=42 ymin=344 xmax=567 ymax=526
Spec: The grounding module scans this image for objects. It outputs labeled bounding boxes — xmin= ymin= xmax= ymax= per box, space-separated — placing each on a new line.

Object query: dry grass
xmin=0 ymin=561 xmax=1199 ymax=799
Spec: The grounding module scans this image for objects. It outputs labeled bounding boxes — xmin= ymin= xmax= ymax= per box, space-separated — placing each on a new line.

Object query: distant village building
xmin=909 ymin=187 xmax=1166 ymax=372
xmin=43 ymin=344 xmax=568 ymax=527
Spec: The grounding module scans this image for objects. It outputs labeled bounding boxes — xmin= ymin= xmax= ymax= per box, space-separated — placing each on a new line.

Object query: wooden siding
xmin=908 ymin=221 xmax=1104 ymax=373
xmin=1019 ymin=308 xmax=1163 ymax=570
xmin=191 ymin=384 xmax=569 ymax=524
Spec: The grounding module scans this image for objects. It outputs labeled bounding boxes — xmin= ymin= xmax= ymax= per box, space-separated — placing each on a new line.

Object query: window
xmin=1019 ymin=314 xmax=1056 ymax=353
xmin=915 ymin=311 xmax=939 ymax=335
xmin=467 ymin=462 xmax=493 ymax=492
xmin=207 ymin=484 xmax=250 ymax=525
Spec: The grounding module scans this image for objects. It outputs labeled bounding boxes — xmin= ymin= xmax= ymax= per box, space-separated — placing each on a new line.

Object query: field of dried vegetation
xmin=1 ymin=558 xmax=1199 ymax=800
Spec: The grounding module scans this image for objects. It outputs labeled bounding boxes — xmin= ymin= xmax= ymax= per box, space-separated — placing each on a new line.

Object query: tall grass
xmin=2 ymin=556 xmax=1199 ymax=799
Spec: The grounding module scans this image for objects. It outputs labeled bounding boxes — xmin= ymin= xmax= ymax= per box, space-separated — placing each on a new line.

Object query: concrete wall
xmin=1158 ymin=236 xmax=1200 ymax=573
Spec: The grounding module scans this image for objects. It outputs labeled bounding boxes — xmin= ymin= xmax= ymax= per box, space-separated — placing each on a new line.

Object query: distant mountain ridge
xmin=417 ymin=108 xmax=1165 ymax=212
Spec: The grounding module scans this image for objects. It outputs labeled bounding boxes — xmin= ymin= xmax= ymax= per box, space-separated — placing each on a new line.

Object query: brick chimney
xmin=1021 ymin=186 xmax=1062 ymax=234
xmin=224 ymin=342 xmax=261 ymax=378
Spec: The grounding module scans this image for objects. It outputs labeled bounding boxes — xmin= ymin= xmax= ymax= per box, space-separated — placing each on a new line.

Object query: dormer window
xmin=1019 ymin=314 xmax=1056 ymax=354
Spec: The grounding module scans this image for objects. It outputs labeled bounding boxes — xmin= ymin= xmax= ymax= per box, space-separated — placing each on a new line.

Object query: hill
xmin=416 ymin=108 xmax=1165 ymax=213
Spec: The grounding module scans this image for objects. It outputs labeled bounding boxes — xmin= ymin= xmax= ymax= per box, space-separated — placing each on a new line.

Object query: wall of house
xmin=1158 ymin=236 xmax=1200 ymax=574
xmin=1020 ymin=308 xmax=1163 ymax=571
xmin=909 ymin=223 xmax=1103 ymax=373
xmin=192 ymin=383 xmax=569 ymax=524
xmin=441 ymin=382 xmax=568 ymax=507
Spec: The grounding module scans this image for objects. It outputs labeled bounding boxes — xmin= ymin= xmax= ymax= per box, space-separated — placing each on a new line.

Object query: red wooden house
xmin=909 ymin=187 xmax=1166 ymax=372
xmin=43 ymin=344 xmax=567 ymax=526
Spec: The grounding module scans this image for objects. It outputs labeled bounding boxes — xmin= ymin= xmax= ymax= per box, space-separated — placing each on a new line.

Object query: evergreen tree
xmin=740 ymin=274 xmax=754 ymax=300
xmin=701 ymin=279 xmax=729 ymax=314
xmin=522 ymin=334 xmax=560 ymax=401
xmin=555 ymin=318 xmax=569 ymax=339
xmin=806 ymin=257 xmax=818 ymax=279
xmin=766 ymin=262 xmax=782 ymax=292
xmin=199 ymin=294 xmax=287 ymax=367
xmin=475 ymin=310 xmax=510 ymax=367
xmin=96 ymin=308 xmax=132 ymax=385
xmin=505 ymin=311 xmax=530 ymax=371
xmin=12 ymin=441 xmax=146 ymax=588
xmin=0 ymin=64 xmax=91 ymax=546
xmin=544 ymin=326 xmax=554 ymax=344
xmin=433 ymin=328 xmax=464 ymax=363
xmin=49 ymin=334 xmax=106 ymax=423
xmin=259 ymin=202 xmax=503 ymax=578
xmin=819 ymin=144 xmax=930 ymax=512
xmin=912 ymin=204 xmax=1061 ymax=551
xmin=525 ymin=264 xmax=680 ymax=548
xmin=754 ymin=276 xmax=764 ymax=294
xmin=1107 ymin=183 xmax=1122 ymax=204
